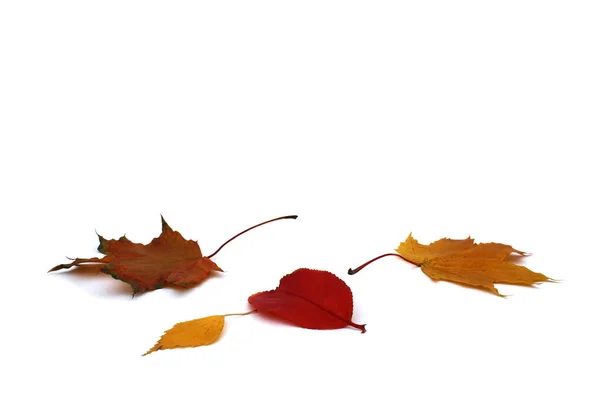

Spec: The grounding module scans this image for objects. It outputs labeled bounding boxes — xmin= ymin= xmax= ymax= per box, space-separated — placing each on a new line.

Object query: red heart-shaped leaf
xmin=248 ymin=268 xmax=366 ymax=332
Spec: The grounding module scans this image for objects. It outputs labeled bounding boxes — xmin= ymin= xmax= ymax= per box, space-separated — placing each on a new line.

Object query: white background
xmin=1 ymin=1 xmax=599 ymax=399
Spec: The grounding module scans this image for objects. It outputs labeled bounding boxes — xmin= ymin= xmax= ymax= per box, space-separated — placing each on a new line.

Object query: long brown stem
xmin=207 ymin=215 xmax=298 ymax=259
xmin=348 ymin=252 xmax=419 ymax=275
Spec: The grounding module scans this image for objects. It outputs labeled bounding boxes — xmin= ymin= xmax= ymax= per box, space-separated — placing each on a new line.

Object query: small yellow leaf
xmin=143 ymin=315 xmax=225 ymax=356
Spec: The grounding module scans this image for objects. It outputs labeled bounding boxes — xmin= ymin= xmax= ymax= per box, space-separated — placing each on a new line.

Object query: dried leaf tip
xmin=160 ymin=215 xmax=172 ymax=232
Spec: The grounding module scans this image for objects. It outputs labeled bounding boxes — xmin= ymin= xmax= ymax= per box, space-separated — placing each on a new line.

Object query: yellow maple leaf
xmin=349 ymin=233 xmax=552 ymax=296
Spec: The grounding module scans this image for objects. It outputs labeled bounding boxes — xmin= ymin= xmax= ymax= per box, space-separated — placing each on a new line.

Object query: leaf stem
xmin=207 ymin=215 xmax=298 ymax=259
xmin=222 ymin=310 xmax=257 ymax=317
xmin=347 ymin=253 xmax=419 ymax=275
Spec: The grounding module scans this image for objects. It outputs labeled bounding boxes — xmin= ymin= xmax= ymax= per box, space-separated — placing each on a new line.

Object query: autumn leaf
xmin=145 ymin=269 xmax=365 ymax=355
xmin=49 ymin=215 xmax=297 ymax=294
xmin=348 ymin=233 xmax=553 ymax=296
xmin=249 ymin=268 xmax=366 ymax=332
xmin=144 ymin=315 xmax=225 ymax=356
xmin=143 ymin=312 xmax=253 ymax=356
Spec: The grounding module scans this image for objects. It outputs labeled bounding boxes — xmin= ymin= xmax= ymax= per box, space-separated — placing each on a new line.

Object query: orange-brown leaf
xmin=49 ymin=215 xmax=297 ymax=294
xmin=49 ymin=216 xmax=221 ymax=294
